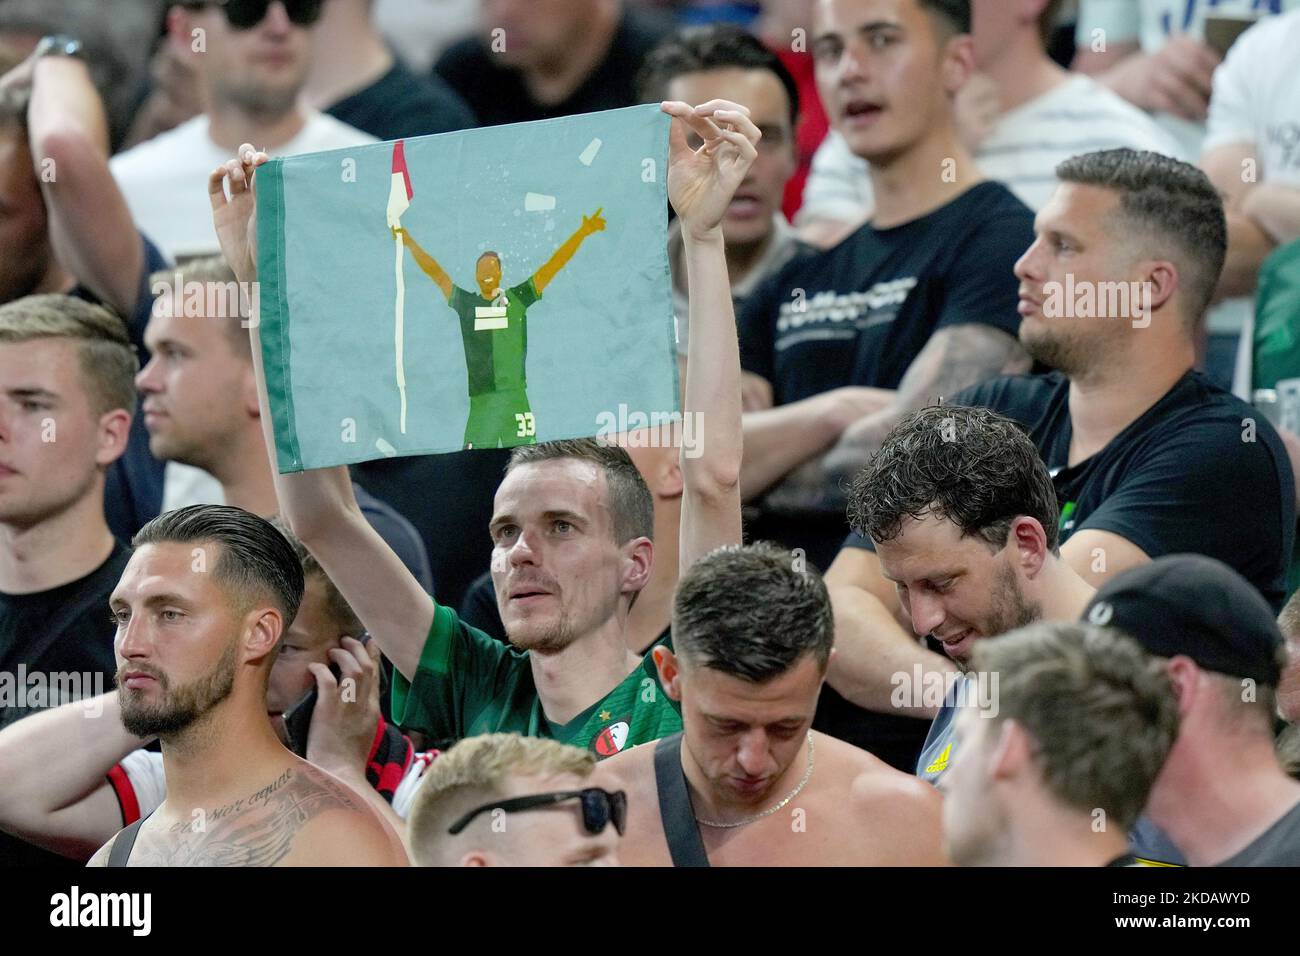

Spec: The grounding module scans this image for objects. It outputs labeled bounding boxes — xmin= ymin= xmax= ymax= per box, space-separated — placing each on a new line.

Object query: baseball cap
xmin=1080 ymin=554 xmax=1284 ymax=686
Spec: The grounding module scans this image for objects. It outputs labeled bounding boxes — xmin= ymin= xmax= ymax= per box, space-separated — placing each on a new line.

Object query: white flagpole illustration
xmin=387 ymin=140 xmax=413 ymax=434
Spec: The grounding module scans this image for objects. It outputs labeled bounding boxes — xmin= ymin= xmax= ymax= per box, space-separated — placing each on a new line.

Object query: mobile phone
xmin=281 ymin=660 xmax=341 ymax=757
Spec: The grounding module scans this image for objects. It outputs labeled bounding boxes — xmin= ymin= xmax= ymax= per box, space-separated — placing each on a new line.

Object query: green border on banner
xmin=254 ymin=158 xmax=305 ymax=474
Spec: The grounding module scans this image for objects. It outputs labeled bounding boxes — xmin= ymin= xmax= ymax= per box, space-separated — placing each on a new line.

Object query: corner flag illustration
xmin=388 ymin=140 xmax=414 ymax=433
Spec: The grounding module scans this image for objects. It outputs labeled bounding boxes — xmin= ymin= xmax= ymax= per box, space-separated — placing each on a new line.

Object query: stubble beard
xmin=119 ymin=639 xmax=239 ymax=739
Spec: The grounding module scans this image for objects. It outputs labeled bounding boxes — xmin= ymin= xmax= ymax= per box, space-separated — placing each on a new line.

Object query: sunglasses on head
xmin=447 ymin=787 xmax=628 ymax=837
xmin=185 ymin=0 xmax=324 ymax=30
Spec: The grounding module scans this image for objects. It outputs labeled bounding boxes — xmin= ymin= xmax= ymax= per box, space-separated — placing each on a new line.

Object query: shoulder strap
xmin=107 ymin=814 xmax=149 ymax=868
xmin=653 ymin=733 xmax=710 ymax=868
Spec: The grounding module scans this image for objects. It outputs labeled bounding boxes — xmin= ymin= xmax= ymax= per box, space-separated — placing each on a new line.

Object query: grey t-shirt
xmin=1217 ymin=801 xmax=1300 ymax=866
xmin=915 ymin=678 xmax=965 ymax=784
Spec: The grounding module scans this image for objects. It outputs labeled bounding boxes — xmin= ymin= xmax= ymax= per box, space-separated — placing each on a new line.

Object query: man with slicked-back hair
xmin=89 ymin=504 xmax=407 ymax=867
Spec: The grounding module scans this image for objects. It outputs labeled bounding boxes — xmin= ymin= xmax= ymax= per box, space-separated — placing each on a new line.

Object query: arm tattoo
xmin=763 ymin=325 xmax=1029 ymax=515
xmin=126 ymin=765 xmax=363 ymax=867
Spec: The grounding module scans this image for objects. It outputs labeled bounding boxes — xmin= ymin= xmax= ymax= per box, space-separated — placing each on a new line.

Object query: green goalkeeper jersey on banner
xmin=391 ymin=604 xmax=681 ymax=757
xmin=449 ymin=278 xmax=539 ymax=396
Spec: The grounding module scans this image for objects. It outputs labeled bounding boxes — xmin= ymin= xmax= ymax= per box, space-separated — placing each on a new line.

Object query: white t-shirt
xmin=1201 ymin=9 xmax=1300 ymax=392
xmin=114 ymin=747 xmax=437 ymax=823
xmin=1075 ymin=0 xmax=1300 ymax=161
xmin=1203 ymin=9 xmax=1300 ymax=186
xmin=797 ymin=73 xmax=1179 ymax=228
xmin=110 ymin=110 xmax=377 ymax=261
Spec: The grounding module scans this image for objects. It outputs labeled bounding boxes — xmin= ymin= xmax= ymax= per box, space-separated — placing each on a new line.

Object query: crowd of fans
xmin=0 ymin=0 xmax=1297 ymax=868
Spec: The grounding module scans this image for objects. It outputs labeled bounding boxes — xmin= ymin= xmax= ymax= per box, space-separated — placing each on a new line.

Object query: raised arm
xmin=209 ymin=148 xmax=435 ymax=681
xmin=396 ymin=227 xmax=454 ymax=301
xmin=21 ymin=53 xmax=143 ymax=317
xmin=532 ymin=208 xmax=605 ymax=293
xmin=662 ymin=99 xmax=759 ymax=569
xmin=0 ymin=692 xmax=148 ymax=859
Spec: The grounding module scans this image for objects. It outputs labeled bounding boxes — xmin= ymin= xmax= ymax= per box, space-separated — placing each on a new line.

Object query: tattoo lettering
xmin=126 ymin=765 xmax=362 ymax=867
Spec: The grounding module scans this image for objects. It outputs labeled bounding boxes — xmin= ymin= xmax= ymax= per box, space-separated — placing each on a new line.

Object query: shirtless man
xmin=89 ymin=504 xmax=407 ymax=866
xmin=598 ymin=543 xmax=948 ymax=866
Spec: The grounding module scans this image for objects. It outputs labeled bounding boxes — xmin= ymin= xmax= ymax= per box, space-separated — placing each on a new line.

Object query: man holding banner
xmin=209 ymin=96 xmax=753 ymax=758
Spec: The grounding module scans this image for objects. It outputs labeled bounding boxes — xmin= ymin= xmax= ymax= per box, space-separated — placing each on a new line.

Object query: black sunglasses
xmin=185 ymin=0 xmax=325 ymax=30
xmin=448 ymin=788 xmax=627 ymax=837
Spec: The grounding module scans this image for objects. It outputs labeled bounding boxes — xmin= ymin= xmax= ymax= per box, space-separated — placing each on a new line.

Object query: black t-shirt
xmin=738 ymin=181 xmax=1032 ymax=405
xmin=956 ymin=369 xmax=1292 ymax=609
xmin=433 ymin=8 xmax=672 ymax=126
xmin=0 ymin=541 xmax=129 ymax=866
xmin=72 ymin=235 xmax=170 ymax=544
xmin=843 ymin=369 xmax=1294 ymax=608
xmin=327 ymin=62 xmax=476 ymax=141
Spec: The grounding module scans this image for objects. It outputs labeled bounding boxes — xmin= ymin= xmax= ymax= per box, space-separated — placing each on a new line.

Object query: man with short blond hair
xmin=0 ymin=293 xmax=137 ymax=863
xmin=407 ymin=733 xmax=622 ymax=866
xmin=943 ymin=621 xmax=1178 ymax=866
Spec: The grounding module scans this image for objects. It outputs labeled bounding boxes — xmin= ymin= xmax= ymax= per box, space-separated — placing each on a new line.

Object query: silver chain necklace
xmin=695 ymin=731 xmax=815 ymax=829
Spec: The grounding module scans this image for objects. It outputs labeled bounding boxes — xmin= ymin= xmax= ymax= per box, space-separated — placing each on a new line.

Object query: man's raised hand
xmin=661 ymin=98 xmax=760 ymax=240
xmin=209 ymin=142 xmax=269 ymax=283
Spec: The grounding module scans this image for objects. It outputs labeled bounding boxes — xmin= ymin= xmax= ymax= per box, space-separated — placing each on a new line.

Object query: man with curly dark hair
xmin=843 ymin=403 xmax=1095 ymax=782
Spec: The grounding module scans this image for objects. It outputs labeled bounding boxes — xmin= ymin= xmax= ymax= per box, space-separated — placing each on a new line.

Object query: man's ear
xmin=1138 ymin=258 xmax=1179 ymax=314
xmin=942 ymin=34 xmax=977 ymax=97
xmin=1164 ymin=656 xmax=1201 ymax=719
xmin=96 ymin=408 xmax=133 ymax=467
xmin=1010 ymin=516 xmax=1049 ymax=578
xmin=621 ymin=536 xmax=653 ymax=598
xmin=244 ymin=607 xmax=284 ymax=665
xmin=167 ymin=6 xmax=204 ymax=62
xmin=988 ymin=718 xmax=1033 ymax=782
xmin=653 ymin=645 xmax=683 ymax=702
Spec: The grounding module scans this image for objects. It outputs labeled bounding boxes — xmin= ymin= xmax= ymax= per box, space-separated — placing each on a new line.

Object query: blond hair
xmin=0 ymin=294 xmax=137 ymax=415
xmin=407 ymin=734 xmax=596 ymax=866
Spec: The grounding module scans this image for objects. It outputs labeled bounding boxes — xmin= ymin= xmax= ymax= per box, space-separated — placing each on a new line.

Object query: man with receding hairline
xmin=89 ymin=504 xmax=406 ymax=866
